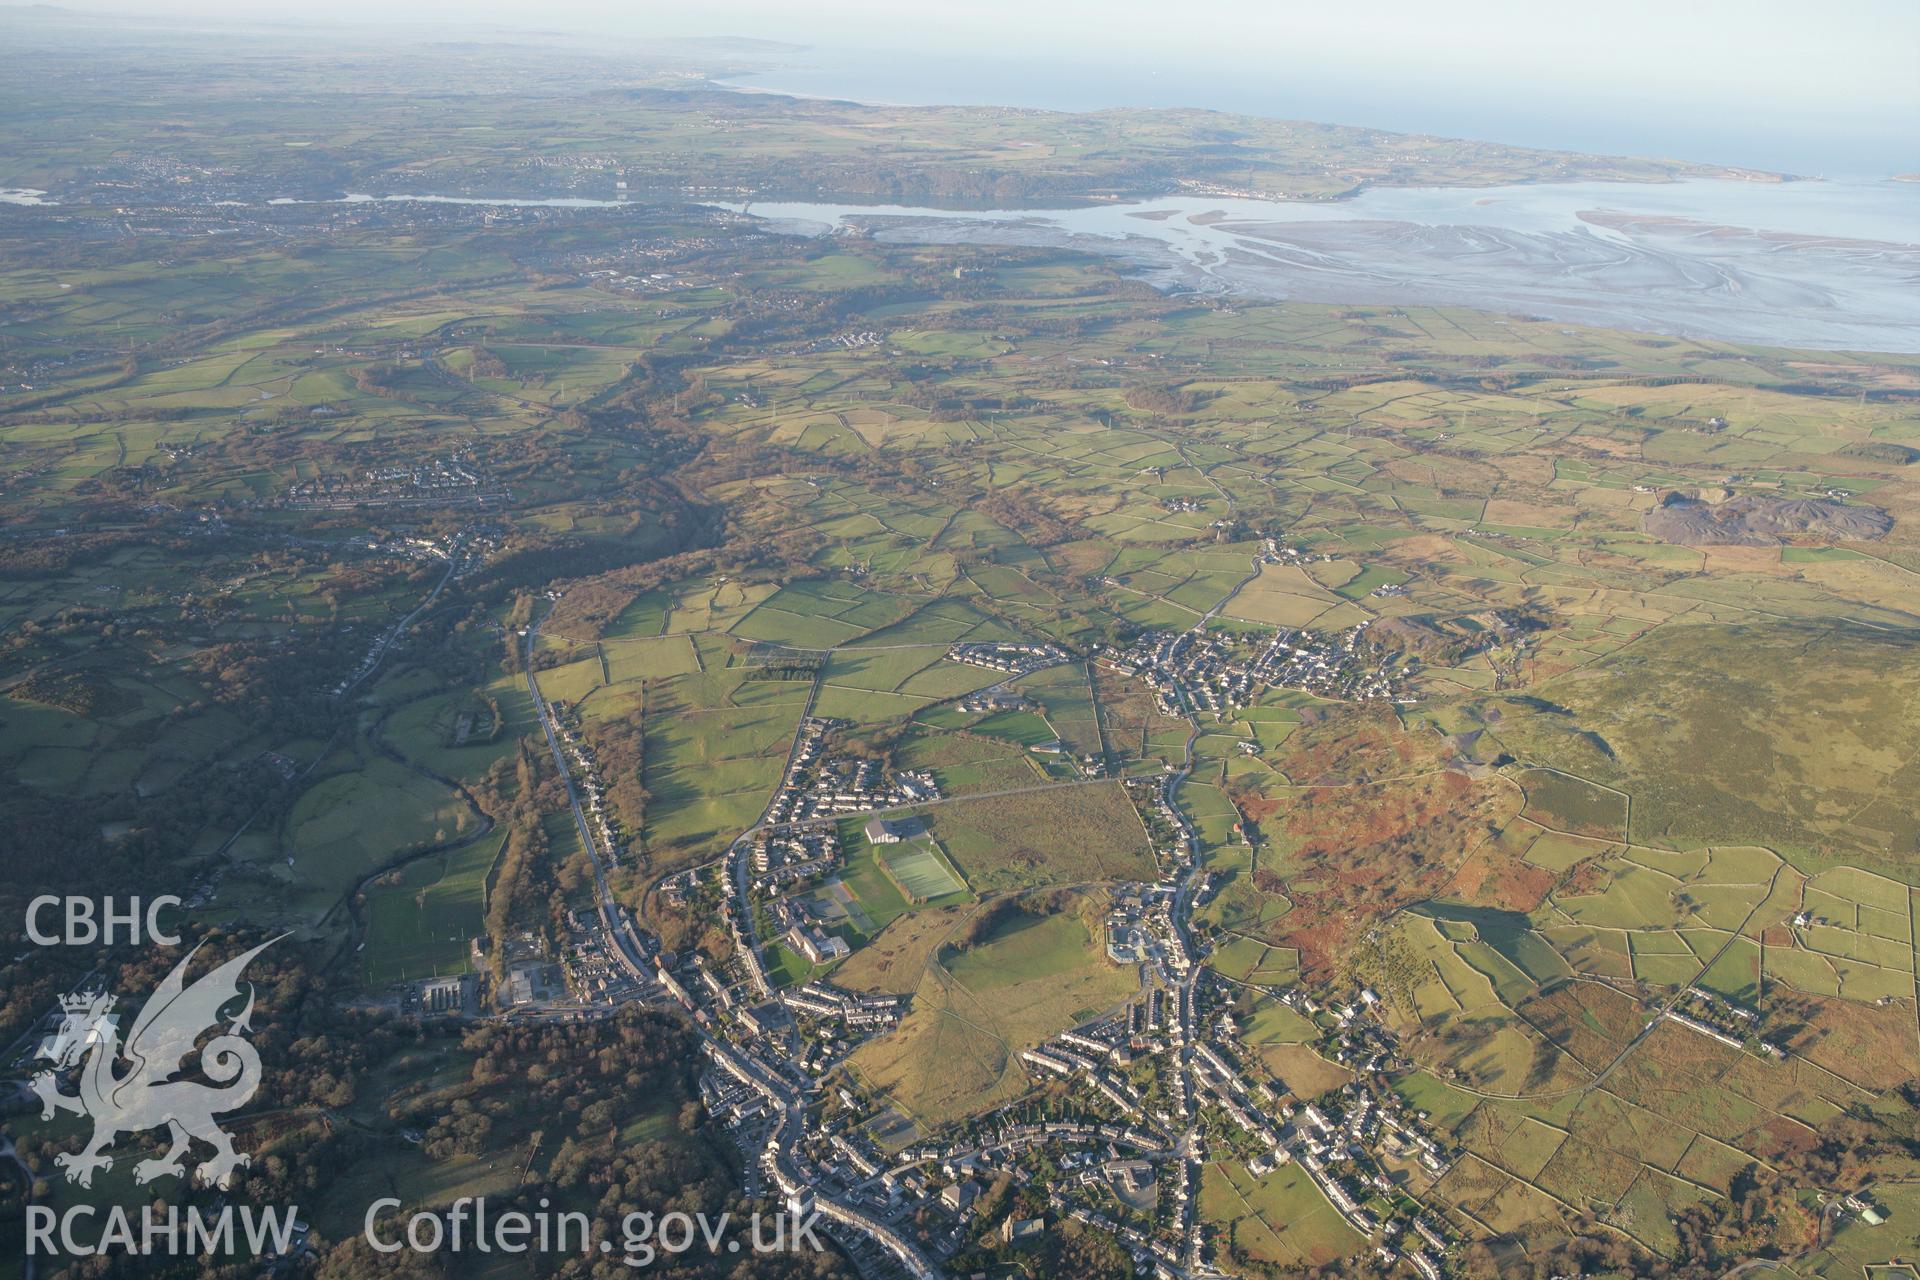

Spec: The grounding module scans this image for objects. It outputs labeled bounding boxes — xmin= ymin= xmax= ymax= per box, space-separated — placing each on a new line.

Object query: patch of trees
xmin=1838 ymin=440 xmax=1920 ymax=465
xmin=0 ymin=529 xmax=145 ymax=576
xmin=1124 ymin=384 xmax=1211 ymax=416
xmin=12 ymin=670 xmax=141 ymax=718
xmin=476 ymin=741 xmax=573 ymax=969
xmin=972 ymin=491 xmax=1077 ymax=548
xmin=353 ymin=362 xmax=429 ymax=404
xmin=464 ymin=346 xmax=508 ymax=380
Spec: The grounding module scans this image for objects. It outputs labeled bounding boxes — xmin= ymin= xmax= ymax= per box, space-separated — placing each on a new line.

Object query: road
xmin=718 ymin=666 xmax=827 ymax=997
xmin=703 ymin=1036 xmax=940 ymax=1278
xmin=335 ymin=526 xmax=473 ymax=702
xmin=1175 ymin=440 xmax=1236 ymax=518
xmin=1154 ymin=554 xmax=1261 ymax=1263
xmin=1159 ymin=554 xmax=1258 ymax=963
xmin=522 ymin=600 xmax=653 ymax=985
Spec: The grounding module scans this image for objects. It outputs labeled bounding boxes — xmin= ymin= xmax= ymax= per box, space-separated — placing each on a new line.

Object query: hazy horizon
xmin=8 ymin=0 xmax=1917 ymax=177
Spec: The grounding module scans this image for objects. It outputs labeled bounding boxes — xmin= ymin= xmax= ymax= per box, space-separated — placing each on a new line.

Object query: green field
xmin=880 ymin=839 xmax=968 ymax=902
xmin=360 ymin=829 xmax=500 ymax=984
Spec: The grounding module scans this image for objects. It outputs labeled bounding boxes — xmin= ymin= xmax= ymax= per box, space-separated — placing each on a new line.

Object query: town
xmin=281 ymin=454 xmax=504 ymax=510
xmin=368 ymin=588 xmax=1473 ymax=1278
xmin=1106 ymin=620 xmax=1412 ymax=716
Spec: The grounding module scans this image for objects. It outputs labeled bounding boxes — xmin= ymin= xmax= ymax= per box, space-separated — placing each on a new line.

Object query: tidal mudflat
xmin=726 ymin=179 xmax=1920 ymax=351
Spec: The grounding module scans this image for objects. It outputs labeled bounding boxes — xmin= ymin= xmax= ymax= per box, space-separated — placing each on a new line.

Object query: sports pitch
xmin=880 ymin=840 xmax=967 ymax=902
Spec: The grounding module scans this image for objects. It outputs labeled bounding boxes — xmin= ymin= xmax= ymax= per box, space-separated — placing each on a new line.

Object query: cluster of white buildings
xmin=1110 ymin=620 xmax=1410 ymax=718
xmin=765 ymin=894 xmax=850 ymax=966
xmin=1108 ymin=628 xmax=1262 ymax=718
xmin=283 ymin=456 xmax=497 ymax=510
xmin=553 ymin=705 xmax=625 ymax=867
xmin=945 ymin=640 xmax=1071 ymax=676
xmin=775 ymin=983 xmax=904 ymax=1077
xmin=1666 ymin=997 xmax=1781 ymax=1059
xmin=791 ymin=329 xmax=883 ymax=354
xmin=1260 ymin=538 xmax=1330 ymax=566
xmin=764 ymin=719 xmax=940 ymax=825
xmin=1103 ymin=878 xmax=1192 ymax=981
xmin=780 ymin=981 xmax=903 ymax=1032
xmin=557 ymin=233 xmax=735 ymax=294
xmin=956 ymin=688 xmax=1032 ymax=714
xmin=555 ymin=909 xmax=647 ymax=1005
xmin=749 ymin=822 xmax=840 ymax=890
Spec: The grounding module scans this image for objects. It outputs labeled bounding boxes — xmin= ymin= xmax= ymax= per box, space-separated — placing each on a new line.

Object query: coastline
xmin=717 ymin=181 xmax=1920 ymax=353
xmin=706 ymin=72 xmax=1791 ymax=201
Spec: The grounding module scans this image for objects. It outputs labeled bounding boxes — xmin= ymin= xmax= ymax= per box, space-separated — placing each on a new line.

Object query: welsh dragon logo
xmin=31 ymin=937 xmax=281 ymax=1190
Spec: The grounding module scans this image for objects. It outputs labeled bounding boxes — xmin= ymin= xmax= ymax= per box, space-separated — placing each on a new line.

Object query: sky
xmin=29 ymin=0 xmax=1920 ymax=175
